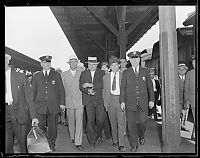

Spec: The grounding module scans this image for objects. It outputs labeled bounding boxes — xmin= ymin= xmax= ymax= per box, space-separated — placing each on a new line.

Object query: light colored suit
xmin=103 ymin=71 xmax=126 ymax=146
xmin=61 ymin=69 xmax=83 ymax=145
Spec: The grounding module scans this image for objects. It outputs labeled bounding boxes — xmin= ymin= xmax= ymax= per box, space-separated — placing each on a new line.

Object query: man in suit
xmin=32 ymin=55 xmax=65 ymax=152
xmin=149 ymin=68 xmax=161 ymax=121
xmin=184 ymin=55 xmax=196 ymax=141
xmin=103 ymin=56 xmax=126 ymax=152
xmin=61 ymin=55 xmax=84 ymax=151
xmin=120 ymin=51 xmax=154 ymax=152
xmin=5 ymin=54 xmax=39 ymax=153
xmin=79 ymin=56 xmax=106 ymax=148
xmin=177 ymin=63 xmax=188 ymax=131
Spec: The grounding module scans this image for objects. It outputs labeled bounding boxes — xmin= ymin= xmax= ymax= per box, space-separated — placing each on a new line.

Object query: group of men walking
xmin=5 ymin=50 xmax=196 ymax=153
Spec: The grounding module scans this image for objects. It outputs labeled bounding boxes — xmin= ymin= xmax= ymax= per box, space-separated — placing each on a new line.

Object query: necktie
xmin=45 ymin=71 xmax=48 ymax=78
xmin=112 ymin=73 xmax=116 ymax=91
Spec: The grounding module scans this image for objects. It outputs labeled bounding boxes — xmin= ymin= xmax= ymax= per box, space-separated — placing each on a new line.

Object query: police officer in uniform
xmin=120 ymin=51 xmax=154 ymax=152
xmin=32 ymin=55 xmax=65 ymax=152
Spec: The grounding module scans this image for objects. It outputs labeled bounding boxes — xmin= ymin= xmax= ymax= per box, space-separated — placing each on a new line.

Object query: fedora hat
xmin=85 ymin=57 xmax=99 ymax=64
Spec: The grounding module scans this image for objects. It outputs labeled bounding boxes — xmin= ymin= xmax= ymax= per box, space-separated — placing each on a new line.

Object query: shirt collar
xmin=43 ymin=69 xmax=50 ymax=75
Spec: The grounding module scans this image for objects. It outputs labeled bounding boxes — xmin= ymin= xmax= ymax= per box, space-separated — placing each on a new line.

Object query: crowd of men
xmin=5 ymin=51 xmax=195 ymax=153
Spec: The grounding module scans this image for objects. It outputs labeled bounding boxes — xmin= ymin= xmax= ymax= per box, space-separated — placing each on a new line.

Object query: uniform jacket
xmin=79 ymin=68 xmax=104 ymax=106
xmin=61 ymin=69 xmax=83 ymax=109
xmin=7 ymin=69 xmax=36 ymax=124
xmin=184 ymin=69 xmax=195 ymax=108
xmin=32 ymin=69 xmax=65 ymax=114
xmin=119 ymin=66 xmax=155 ymax=111
xmin=103 ymin=71 xmax=123 ymax=111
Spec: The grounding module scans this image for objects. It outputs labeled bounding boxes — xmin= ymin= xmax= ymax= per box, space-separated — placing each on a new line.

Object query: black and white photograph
xmin=4 ymin=2 xmax=197 ymax=156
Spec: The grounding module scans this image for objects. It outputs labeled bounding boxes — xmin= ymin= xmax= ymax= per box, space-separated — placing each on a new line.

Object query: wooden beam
xmin=115 ymin=6 xmax=127 ymax=58
xmin=83 ymin=30 xmax=106 ymax=53
xmin=127 ymin=7 xmax=153 ymax=35
xmin=86 ymin=6 xmax=119 ymax=38
xmin=159 ymin=6 xmax=180 ymax=153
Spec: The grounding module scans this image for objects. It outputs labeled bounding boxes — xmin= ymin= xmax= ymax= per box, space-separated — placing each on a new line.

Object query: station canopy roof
xmin=5 ymin=46 xmax=42 ymax=73
xmin=50 ymin=6 xmax=158 ymax=62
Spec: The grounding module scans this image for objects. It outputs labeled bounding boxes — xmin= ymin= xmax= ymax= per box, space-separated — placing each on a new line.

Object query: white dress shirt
xmin=133 ymin=66 xmax=139 ymax=74
xmin=110 ymin=71 xmax=120 ymax=95
xmin=70 ymin=69 xmax=76 ymax=76
xmin=151 ymin=78 xmax=157 ymax=92
xmin=179 ymin=75 xmax=185 ymax=80
xmin=5 ymin=68 xmax=13 ymax=105
xmin=90 ymin=70 xmax=95 ymax=83
xmin=43 ymin=69 xmax=50 ymax=76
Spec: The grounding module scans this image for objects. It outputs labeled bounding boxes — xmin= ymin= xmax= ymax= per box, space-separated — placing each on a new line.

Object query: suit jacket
xmin=119 ymin=66 xmax=155 ymax=111
xmin=61 ymin=69 xmax=83 ymax=109
xmin=32 ymin=69 xmax=65 ymax=114
xmin=184 ymin=69 xmax=195 ymax=108
xmin=103 ymin=71 xmax=122 ymax=111
xmin=79 ymin=68 xmax=104 ymax=106
xmin=8 ymin=69 xmax=36 ymax=124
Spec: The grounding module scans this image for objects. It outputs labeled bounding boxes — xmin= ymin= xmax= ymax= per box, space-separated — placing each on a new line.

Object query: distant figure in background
xmin=5 ymin=54 xmax=39 ymax=153
xmin=77 ymin=61 xmax=86 ymax=72
xmin=56 ymin=68 xmax=68 ymax=126
xmin=61 ymin=55 xmax=84 ymax=151
xmin=103 ymin=56 xmax=126 ymax=152
xmin=32 ymin=55 xmax=65 ymax=152
xmin=148 ymin=68 xmax=161 ymax=121
xmin=119 ymin=58 xmax=127 ymax=72
xmin=184 ymin=55 xmax=196 ymax=141
xmin=100 ymin=61 xmax=112 ymax=141
xmin=177 ymin=62 xmax=188 ymax=131
xmin=27 ymin=74 xmax=33 ymax=87
xmin=79 ymin=57 xmax=106 ymax=148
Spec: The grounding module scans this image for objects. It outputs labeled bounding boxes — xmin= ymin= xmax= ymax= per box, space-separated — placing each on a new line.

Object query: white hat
xmin=85 ymin=57 xmax=99 ymax=64
xmin=178 ymin=63 xmax=188 ymax=70
xmin=5 ymin=54 xmax=11 ymax=61
xmin=67 ymin=54 xmax=78 ymax=63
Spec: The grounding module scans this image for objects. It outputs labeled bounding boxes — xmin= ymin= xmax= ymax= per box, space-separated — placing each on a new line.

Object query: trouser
xmin=67 ymin=107 xmax=83 ymax=145
xmin=5 ymin=104 xmax=30 ymax=153
xmin=85 ymin=102 xmax=106 ymax=145
xmin=108 ymin=95 xmax=126 ymax=146
xmin=101 ymin=111 xmax=112 ymax=138
xmin=36 ymin=108 xmax=59 ymax=149
xmin=83 ymin=106 xmax=87 ymax=132
xmin=126 ymin=105 xmax=147 ymax=147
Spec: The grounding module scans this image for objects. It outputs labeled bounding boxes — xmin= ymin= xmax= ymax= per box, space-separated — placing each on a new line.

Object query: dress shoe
xmin=70 ymin=139 xmax=75 ymax=143
xmin=112 ymin=142 xmax=118 ymax=147
xmin=51 ymin=146 xmax=56 ymax=152
xmin=118 ymin=146 xmax=126 ymax=152
xmin=139 ymin=137 xmax=145 ymax=145
xmin=75 ymin=145 xmax=84 ymax=151
xmin=130 ymin=146 xmax=138 ymax=152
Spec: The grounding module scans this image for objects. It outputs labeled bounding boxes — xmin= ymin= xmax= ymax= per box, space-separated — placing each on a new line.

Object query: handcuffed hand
xmin=32 ymin=118 xmax=39 ymax=126
xmin=82 ymin=83 xmax=93 ymax=88
xmin=60 ymin=105 xmax=66 ymax=112
xmin=149 ymin=101 xmax=154 ymax=109
xmin=88 ymin=88 xmax=95 ymax=95
xmin=120 ymin=102 xmax=125 ymax=111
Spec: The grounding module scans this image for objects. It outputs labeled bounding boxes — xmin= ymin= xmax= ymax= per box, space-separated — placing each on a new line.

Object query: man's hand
xmin=60 ymin=105 xmax=66 ymax=112
xmin=149 ymin=101 xmax=154 ymax=109
xmin=88 ymin=88 xmax=95 ymax=95
xmin=120 ymin=102 xmax=125 ymax=111
xmin=32 ymin=118 xmax=39 ymax=126
xmin=82 ymin=83 xmax=93 ymax=88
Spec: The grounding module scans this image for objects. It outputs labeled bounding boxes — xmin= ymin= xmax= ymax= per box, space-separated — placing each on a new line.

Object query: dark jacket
xmin=79 ymin=68 xmax=104 ymax=106
xmin=32 ymin=69 xmax=65 ymax=114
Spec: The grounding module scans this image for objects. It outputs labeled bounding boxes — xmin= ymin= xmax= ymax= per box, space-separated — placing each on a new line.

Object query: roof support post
xmin=116 ymin=6 xmax=127 ymax=59
xmin=159 ymin=6 xmax=180 ymax=152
